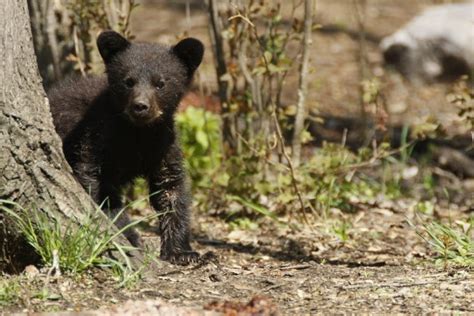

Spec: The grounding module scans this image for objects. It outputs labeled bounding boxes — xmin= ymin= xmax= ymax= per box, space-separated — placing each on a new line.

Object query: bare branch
xmin=292 ymin=0 xmax=314 ymax=166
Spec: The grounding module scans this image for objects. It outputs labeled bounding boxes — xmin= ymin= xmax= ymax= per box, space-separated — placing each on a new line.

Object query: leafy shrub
xmin=176 ymin=106 xmax=223 ymax=188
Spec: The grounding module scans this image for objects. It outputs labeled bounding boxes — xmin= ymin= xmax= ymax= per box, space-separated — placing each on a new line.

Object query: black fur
xmin=48 ymin=31 xmax=204 ymax=265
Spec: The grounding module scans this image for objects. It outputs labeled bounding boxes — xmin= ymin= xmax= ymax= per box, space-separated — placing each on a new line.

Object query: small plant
xmin=416 ymin=201 xmax=435 ymax=215
xmin=0 ymin=200 xmax=151 ymax=281
xmin=0 ymin=278 xmax=20 ymax=306
xmin=229 ymin=217 xmax=259 ymax=231
xmin=413 ymin=217 xmax=474 ymax=267
xmin=332 ymin=220 xmax=352 ymax=242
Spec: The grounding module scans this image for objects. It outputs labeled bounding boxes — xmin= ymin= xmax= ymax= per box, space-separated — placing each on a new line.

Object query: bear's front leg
xmin=148 ymin=145 xmax=198 ymax=265
xmin=99 ymin=184 xmax=142 ymax=248
xmin=71 ymin=160 xmax=143 ymax=247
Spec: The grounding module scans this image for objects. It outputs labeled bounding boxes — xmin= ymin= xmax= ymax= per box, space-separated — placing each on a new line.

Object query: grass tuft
xmin=0 ymin=199 xmax=154 ymax=283
xmin=413 ymin=216 xmax=474 ymax=267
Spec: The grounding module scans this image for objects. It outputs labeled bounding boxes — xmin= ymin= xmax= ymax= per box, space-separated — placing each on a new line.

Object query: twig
xmin=263 ymin=283 xmax=284 ymax=292
xmin=72 ymin=26 xmax=86 ymax=76
xmin=237 ymin=132 xmax=290 ymax=171
xmin=228 ymin=13 xmax=255 ymax=27
xmin=185 ymin=0 xmax=191 ymax=32
xmin=237 ymin=36 xmax=263 ymax=113
xmin=272 ymin=111 xmax=313 ymax=225
xmin=326 ymin=141 xmax=418 ymax=176
xmin=231 ymin=11 xmax=316 ymax=224
xmin=121 ymin=0 xmax=136 ymax=37
xmin=45 ymin=249 xmax=61 ymax=281
xmin=340 ymin=277 xmax=466 ymax=290
xmin=279 ymin=263 xmax=312 ymax=270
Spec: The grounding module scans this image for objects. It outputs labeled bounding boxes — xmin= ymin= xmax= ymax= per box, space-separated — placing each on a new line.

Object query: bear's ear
xmin=173 ymin=38 xmax=204 ymax=76
xmin=97 ymin=31 xmax=130 ymax=63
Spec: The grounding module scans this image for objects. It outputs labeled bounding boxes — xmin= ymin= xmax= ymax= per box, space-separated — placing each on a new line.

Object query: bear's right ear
xmin=173 ymin=38 xmax=204 ymax=76
xmin=97 ymin=31 xmax=130 ymax=63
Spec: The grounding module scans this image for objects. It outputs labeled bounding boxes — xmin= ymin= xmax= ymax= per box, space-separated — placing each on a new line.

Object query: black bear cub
xmin=48 ymin=31 xmax=204 ymax=265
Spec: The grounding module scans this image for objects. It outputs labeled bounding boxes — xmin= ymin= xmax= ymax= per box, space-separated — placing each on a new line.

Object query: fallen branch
xmin=340 ymin=277 xmax=466 ymax=290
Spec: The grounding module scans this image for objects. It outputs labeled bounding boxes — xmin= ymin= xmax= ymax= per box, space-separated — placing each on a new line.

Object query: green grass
xmin=414 ymin=217 xmax=474 ymax=267
xmin=331 ymin=220 xmax=352 ymax=242
xmin=0 ymin=199 xmax=154 ymax=284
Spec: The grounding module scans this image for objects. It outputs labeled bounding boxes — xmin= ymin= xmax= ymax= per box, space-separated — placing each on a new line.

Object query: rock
xmin=23 ymin=265 xmax=39 ymax=278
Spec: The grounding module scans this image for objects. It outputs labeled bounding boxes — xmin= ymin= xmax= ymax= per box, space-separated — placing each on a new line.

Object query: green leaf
xmin=227 ymin=195 xmax=278 ymax=220
xmin=196 ymin=130 xmax=209 ymax=149
xmin=263 ymin=51 xmax=272 ymax=63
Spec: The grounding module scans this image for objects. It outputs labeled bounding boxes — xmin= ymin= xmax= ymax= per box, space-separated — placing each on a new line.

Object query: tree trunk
xmin=27 ymin=0 xmax=74 ymax=87
xmin=0 ymin=0 xmax=137 ymax=273
xmin=292 ymin=0 xmax=313 ymax=166
xmin=206 ymin=0 xmax=239 ymax=155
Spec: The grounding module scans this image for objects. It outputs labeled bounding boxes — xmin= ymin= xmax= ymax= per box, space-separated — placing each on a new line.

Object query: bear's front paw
xmin=161 ymin=250 xmax=200 ymax=265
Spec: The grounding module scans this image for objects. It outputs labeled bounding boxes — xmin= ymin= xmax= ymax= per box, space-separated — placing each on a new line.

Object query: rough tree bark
xmin=0 ymin=0 xmax=137 ymax=273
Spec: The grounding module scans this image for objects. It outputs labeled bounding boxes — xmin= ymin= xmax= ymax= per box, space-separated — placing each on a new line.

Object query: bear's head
xmin=97 ymin=31 xmax=204 ymax=126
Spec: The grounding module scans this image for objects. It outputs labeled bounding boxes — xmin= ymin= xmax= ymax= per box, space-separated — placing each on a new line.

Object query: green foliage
xmin=33 ymin=288 xmax=61 ymax=302
xmin=229 ymin=218 xmax=259 ymax=231
xmin=0 ymin=278 xmax=19 ymax=306
xmin=227 ymin=195 xmax=278 ymax=221
xmin=217 ymin=0 xmax=304 ymax=155
xmin=192 ymin=137 xmax=409 ymax=221
xmin=416 ymin=201 xmax=435 ymax=215
xmin=176 ymin=106 xmax=223 ymax=188
xmin=414 ymin=217 xmax=474 ymax=267
xmin=0 ymin=200 xmax=151 ymax=282
xmin=123 ymin=177 xmax=149 ymax=213
xmin=331 ymin=220 xmax=352 ymax=242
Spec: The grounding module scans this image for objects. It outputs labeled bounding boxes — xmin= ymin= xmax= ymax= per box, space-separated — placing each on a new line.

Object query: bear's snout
xmin=132 ymin=101 xmax=150 ymax=115
xmin=125 ymin=87 xmax=163 ymax=124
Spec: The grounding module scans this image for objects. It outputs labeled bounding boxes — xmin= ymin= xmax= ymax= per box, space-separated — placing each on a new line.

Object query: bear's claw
xmin=161 ymin=251 xmax=200 ymax=265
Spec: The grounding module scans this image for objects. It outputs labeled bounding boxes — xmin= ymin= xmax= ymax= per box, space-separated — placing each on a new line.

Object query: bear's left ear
xmin=173 ymin=38 xmax=204 ymax=76
xmin=97 ymin=31 xmax=130 ymax=64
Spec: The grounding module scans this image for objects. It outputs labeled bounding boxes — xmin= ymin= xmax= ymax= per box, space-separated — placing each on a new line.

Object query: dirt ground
xmin=2 ymin=202 xmax=473 ymax=314
xmin=1 ymin=1 xmax=473 ymax=315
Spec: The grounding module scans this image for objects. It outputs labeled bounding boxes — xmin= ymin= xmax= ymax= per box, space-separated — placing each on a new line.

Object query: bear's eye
xmin=124 ymin=78 xmax=135 ymax=88
xmin=155 ymin=80 xmax=165 ymax=90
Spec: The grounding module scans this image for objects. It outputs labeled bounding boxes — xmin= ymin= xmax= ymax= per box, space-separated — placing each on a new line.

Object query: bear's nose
xmin=132 ymin=102 xmax=150 ymax=114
